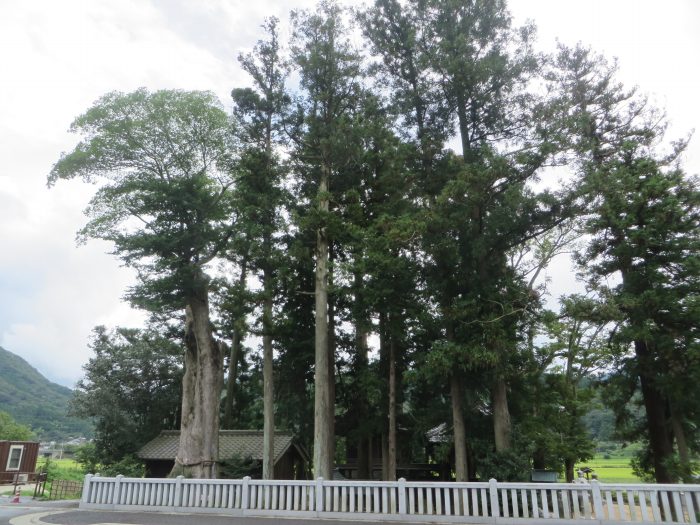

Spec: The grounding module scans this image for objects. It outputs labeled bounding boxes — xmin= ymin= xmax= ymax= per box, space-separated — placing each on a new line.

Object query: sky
xmin=0 ymin=0 xmax=698 ymax=388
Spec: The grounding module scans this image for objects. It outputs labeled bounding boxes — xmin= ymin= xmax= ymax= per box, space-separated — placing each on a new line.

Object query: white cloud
xmin=0 ymin=0 xmax=245 ymax=386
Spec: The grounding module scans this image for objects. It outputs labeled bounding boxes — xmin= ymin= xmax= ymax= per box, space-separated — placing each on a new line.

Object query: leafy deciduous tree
xmin=49 ymin=89 xmax=235 ymax=478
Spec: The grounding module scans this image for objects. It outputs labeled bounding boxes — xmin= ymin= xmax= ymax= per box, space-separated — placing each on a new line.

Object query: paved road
xmin=0 ymin=496 xmax=78 ymax=525
xmin=1 ymin=499 xmax=443 ymax=525
xmin=40 ymin=511 xmax=390 ymax=525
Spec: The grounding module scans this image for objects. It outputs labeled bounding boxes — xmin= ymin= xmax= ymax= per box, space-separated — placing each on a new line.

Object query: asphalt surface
xmin=39 ymin=511 xmax=394 ymax=525
xmin=0 ymin=498 xmax=445 ymax=525
xmin=0 ymin=496 xmax=78 ymax=525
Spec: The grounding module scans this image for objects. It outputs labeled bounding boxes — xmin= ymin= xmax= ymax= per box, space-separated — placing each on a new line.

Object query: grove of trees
xmin=0 ymin=411 xmax=34 ymax=441
xmin=51 ymin=0 xmax=699 ymax=483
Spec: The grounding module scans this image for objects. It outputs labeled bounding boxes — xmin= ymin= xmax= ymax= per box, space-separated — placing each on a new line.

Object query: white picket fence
xmin=80 ymin=474 xmax=700 ymax=524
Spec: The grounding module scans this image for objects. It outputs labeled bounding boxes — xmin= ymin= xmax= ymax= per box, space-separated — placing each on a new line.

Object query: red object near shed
xmin=0 ymin=441 xmax=39 ymax=484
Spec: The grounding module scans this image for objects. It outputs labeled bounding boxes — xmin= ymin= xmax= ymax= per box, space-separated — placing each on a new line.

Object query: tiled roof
xmin=138 ymin=430 xmax=307 ymax=463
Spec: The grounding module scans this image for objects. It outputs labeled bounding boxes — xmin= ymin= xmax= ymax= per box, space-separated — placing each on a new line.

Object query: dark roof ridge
xmin=157 ymin=429 xmax=294 ymax=436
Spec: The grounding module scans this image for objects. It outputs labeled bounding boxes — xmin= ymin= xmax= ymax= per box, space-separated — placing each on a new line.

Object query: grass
xmin=576 ymin=444 xmax=644 ymax=483
xmin=0 ymin=458 xmax=87 ymax=499
xmin=41 ymin=458 xmax=85 ymax=480
xmin=38 ymin=457 xmax=87 ymax=499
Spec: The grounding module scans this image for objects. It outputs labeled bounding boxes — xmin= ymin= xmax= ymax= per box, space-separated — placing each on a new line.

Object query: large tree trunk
xmin=387 ymin=332 xmax=397 ymax=481
xmin=367 ymin=436 xmax=374 ymax=480
xmin=357 ymin=438 xmax=369 ymax=480
xmin=313 ymin=165 xmax=332 ymax=480
xmin=635 ymin=339 xmax=674 ymax=483
xmin=671 ymin=407 xmax=691 ymax=481
xmin=451 ymin=374 xmax=468 ymax=481
xmin=223 ymin=258 xmax=247 ymax=429
xmin=262 ymin=272 xmax=275 ymax=479
xmin=173 ymin=279 xmax=223 ymax=479
xmin=493 ymin=377 xmax=512 ymax=451
xmin=456 ymin=91 xmax=475 ymax=162
xmin=381 ymin=434 xmax=389 ymax=481
xmin=327 ymin=253 xmax=336 ymax=471
xmin=173 ymin=310 xmax=198 ymax=476
xmin=446 ymin=317 xmax=468 ymax=482
xmin=353 ymin=284 xmax=370 ymax=479
xmin=222 ymin=332 xmax=241 ymax=429
xmin=564 ymin=458 xmax=575 ymax=483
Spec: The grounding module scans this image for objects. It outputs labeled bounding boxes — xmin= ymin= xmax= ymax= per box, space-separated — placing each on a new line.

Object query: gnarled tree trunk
xmin=172 ymin=281 xmax=223 ymax=479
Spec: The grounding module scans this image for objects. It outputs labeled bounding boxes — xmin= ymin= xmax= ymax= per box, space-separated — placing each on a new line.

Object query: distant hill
xmin=0 ymin=346 xmax=92 ymax=441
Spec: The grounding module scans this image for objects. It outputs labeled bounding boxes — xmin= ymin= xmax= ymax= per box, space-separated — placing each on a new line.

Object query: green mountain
xmin=0 ymin=346 xmax=92 ymax=440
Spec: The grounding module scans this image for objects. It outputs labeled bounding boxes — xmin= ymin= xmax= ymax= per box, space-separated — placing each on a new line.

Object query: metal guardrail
xmin=80 ymin=474 xmax=700 ymax=523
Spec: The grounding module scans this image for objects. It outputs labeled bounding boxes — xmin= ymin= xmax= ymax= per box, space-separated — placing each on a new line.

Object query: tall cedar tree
xmin=331 ymin=91 xmax=420 ymax=480
xmin=291 ymin=1 xmax=362 ymax=479
xmin=231 ymin=17 xmax=290 ymax=479
xmin=583 ymin=143 xmax=700 ymax=482
xmin=49 ymin=89 xmax=235 ymax=478
xmin=552 ymin=44 xmax=700 ymax=482
xmin=364 ymin=0 xmax=562 ymax=480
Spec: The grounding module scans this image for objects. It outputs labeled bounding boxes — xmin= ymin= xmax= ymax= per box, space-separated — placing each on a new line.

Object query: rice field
xmin=577 ymin=450 xmax=643 ymax=483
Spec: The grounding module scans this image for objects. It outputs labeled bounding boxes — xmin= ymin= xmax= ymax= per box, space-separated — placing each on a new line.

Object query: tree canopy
xmin=0 ymin=411 xmax=34 ymax=441
xmin=53 ymin=1 xmax=699 ymax=483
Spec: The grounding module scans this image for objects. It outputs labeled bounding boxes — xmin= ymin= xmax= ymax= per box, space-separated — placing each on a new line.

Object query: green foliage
xmin=39 ymin=457 xmax=86 ymax=484
xmin=0 ymin=410 xmax=34 ymax=441
xmin=219 ymin=455 xmax=260 ymax=479
xmin=71 ymin=326 xmax=182 ymax=468
xmin=575 ymin=450 xmax=643 ymax=483
xmin=49 ymin=88 xmax=236 ymax=314
xmin=101 ymin=455 xmax=146 ymax=477
xmin=74 ymin=434 xmax=145 ymax=478
xmin=477 ymin=447 xmax=532 ymax=482
xmin=0 ymin=346 xmax=91 ymax=440
xmin=558 ymin=42 xmax=700 ymax=481
xmin=73 ymin=442 xmax=99 ymax=474
xmin=45 ymin=1 xmax=700 ymax=484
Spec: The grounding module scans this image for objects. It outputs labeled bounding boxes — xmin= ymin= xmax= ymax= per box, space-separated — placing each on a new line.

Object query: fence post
xmin=590 ymin=480 xmax=604 ymax=520
xmin=315 ymin=477 xmax=324 ymax=515
xmin=81 ymin=474 xmax=93 ymax=505
xmin=489 ymin=479 xmax=500 ymax=520
xmin=241 ymin=476 xmax=251 ymax=510
xmin=398 ymin=477 xmax=407 ymax=515
xmin=173 ymin=475 xmax=183 ymax=507
xmin=113 ymin=474 xmax=123 ymax=505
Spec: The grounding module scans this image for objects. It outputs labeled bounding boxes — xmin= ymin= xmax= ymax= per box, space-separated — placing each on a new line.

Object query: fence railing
xmin=80 ymin=474 xmax=700 ymax=524
xmin=50 ymin=479 xmax=83 ymax=500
